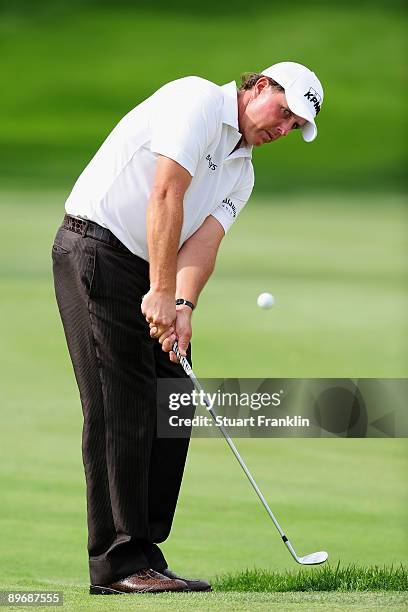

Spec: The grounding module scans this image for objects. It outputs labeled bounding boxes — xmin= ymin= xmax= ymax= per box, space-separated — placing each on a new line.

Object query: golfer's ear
xmin=151 ymin=155 xmax=192 ymax=200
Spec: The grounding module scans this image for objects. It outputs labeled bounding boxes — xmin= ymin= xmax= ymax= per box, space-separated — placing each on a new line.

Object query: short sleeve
xmin=149 ymin=78 xmax=222 ymax=177
xmin=211 ymin=163 xmax=254 ymax=233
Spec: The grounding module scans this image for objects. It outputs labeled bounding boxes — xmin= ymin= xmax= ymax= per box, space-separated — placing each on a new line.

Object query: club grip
xmin=172 ymin=341 xmax=192 ymax=376
xmin=172 ymin=340 xmax=181 ymax=360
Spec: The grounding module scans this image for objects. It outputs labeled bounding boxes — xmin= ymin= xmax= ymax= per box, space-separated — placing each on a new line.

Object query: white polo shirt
xmin=65 ymin=76 xmax=254 ymax=261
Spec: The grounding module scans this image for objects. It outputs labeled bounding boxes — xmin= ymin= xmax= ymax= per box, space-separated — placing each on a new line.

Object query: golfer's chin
xmin=247 ymin=132 xmax=275 ymax=147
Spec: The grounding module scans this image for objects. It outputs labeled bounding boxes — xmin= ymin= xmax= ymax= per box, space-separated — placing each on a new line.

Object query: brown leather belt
xmin=63 ymin=215 xmax=132 ymax=254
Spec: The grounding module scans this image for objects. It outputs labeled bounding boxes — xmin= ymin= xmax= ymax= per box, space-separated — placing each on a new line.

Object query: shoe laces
xmin=137 ymin=569 xmax=158 ymax=580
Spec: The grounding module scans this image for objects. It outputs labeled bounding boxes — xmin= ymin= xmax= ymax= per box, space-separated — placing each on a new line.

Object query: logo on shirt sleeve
xmin=221 ymin=197 xmax=237 ymax=218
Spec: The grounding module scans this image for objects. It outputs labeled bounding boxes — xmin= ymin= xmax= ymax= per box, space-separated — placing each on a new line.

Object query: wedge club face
xmin=297 ymin=551 xmax=329 ymax=565
xmin=285 ymin=538 xmax=329 ymax=566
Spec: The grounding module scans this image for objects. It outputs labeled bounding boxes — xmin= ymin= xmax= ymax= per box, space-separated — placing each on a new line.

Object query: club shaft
xmin=172 ymin=343 xmax=287 ymax=542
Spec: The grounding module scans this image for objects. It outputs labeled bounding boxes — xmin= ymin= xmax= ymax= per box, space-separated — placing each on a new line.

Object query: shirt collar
xmin=221 ymin=81 xmax=240 ymax=129
xmin=221 ymin=81 xmax=253 ymax=159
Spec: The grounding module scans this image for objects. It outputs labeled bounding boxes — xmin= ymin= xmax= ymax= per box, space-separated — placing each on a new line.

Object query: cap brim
xmin=285 ymin=90 xmax=318 ymax=142
xmin=301 ymin=121 xmax=317 ymax=142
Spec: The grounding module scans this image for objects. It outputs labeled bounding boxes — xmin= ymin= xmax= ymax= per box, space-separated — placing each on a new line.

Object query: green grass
xmin=197 ymin=192 xmax=408 ymax=377
xmin=0 ymin=190 xmax=407 ymax=610
xmin=1 ymin=588 xmax=407 ymax=612
xmin=2 ymin=568 xmax=408 ymax=611
xmin=213 ymin=564 xmax=408 ymax=592
xmin=1 ymin=190 xmax=407 ymax=377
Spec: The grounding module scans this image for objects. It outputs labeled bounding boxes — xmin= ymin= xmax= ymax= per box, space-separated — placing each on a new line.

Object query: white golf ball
xmin=257 ymin=292 xmax=275 ymax=309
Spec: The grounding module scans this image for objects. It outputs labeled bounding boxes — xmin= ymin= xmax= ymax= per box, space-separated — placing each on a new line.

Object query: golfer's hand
xmin=141 ymin=288 xmax=176 ymax=338
xmin=157 ymin=305 xmax=192 ymax=363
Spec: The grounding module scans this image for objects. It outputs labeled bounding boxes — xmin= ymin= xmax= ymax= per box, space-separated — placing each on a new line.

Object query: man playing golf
xmin=52 ymin=61 xmax=324 ymax=595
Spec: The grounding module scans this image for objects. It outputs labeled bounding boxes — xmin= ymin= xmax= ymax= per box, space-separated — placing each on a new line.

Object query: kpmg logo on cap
xmin=304 ymin=87 xmax=321 ymax=115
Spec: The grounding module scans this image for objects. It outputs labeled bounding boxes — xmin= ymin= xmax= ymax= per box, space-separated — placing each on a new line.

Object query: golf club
xmin=172 ymin=341 xmax=328 ymax=566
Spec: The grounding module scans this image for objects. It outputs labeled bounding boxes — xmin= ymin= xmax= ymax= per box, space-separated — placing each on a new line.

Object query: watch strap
xmin=176 ymin=298 xmax=195 ymax=311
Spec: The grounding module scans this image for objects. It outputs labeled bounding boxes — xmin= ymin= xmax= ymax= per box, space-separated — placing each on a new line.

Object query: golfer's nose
xmin=277 ymin=125 xmax=289 ymax=137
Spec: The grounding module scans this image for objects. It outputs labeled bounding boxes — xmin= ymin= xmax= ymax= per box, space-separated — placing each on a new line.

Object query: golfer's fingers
xmin=147 ymin=319 xmax=162 ymax=328
xmin=161 ymin=333 xmax=177 ymax=352
xmin=146 ymin=317 xmax=160 ymax=331
xmin=150 ymin=325 xmax=165 ymax=338
xmin=151 ymin=323 xmax=175 ymax=339
xmin=169 ymin=350 xmax=178 ymax=363
xmin=158 ymin=328 xmax=175 ymax=344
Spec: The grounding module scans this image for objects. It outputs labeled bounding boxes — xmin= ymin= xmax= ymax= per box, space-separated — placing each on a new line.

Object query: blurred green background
xmin=0 ymin=1 xmax=407 ymax=608
xmin=0 ymin=0 xmax=406 ymax=192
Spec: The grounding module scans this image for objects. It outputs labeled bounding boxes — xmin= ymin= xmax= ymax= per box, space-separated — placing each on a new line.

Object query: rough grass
xmin=213 ymin=564 xmax=408 ymax=592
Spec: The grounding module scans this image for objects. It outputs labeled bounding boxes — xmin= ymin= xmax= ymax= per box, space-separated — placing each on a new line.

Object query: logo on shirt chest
xmin=206 ymin=154 xmax=218 ymax=171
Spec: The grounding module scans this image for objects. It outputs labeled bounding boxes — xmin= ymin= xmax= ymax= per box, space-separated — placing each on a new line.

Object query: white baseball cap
xmin=261 ymin=61 xmax=324 ymax=142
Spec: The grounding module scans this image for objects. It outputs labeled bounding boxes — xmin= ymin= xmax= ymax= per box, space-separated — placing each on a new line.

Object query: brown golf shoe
xmin=161 ymin=568 xmax=212 ymax=592
xmin=89 ymin=569 xmax=188 ymax=594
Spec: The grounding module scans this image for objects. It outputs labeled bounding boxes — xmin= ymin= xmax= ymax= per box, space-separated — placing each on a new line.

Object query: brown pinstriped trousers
xmin=52 ymin=224 xmax=192 ymax=585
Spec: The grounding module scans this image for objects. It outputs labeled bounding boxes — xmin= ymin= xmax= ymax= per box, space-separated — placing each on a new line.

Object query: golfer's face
xmin=241 ymin=87 xmax=307 ymax=146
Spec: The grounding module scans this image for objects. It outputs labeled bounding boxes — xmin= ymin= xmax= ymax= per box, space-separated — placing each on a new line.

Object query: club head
xmin=297 ymin=550 xmax=328 ymax=565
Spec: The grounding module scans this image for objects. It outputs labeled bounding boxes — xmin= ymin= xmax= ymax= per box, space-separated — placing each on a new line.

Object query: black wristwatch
xmin=176 ymin=298 xmax=195 ymax=311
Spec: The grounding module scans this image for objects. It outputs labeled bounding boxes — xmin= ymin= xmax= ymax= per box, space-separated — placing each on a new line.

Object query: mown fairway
xmin=0 ymin=191 xmax=406 ymax=610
